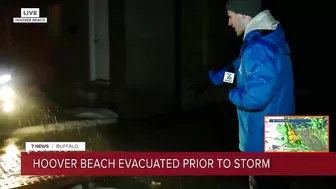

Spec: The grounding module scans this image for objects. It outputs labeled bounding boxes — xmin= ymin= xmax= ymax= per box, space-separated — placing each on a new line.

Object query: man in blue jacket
xmin=209 ymin=0 xmax=295 ymax=188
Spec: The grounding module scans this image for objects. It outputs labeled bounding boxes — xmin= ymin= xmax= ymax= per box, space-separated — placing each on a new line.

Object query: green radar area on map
xmin=264 ymin=116 xmax=329 ymax=152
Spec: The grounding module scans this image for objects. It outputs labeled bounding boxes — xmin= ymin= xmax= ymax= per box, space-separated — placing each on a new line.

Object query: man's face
xmin=227 ymin=10 xmax=245 ymax=36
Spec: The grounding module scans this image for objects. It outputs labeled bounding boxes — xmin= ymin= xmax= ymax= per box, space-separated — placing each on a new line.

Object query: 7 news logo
xmin=31 ymin=144 xmax=49 ymax=148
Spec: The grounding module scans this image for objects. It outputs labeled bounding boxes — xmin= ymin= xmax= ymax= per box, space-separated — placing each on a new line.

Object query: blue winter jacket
xmin=210 ymin=10 xmax=295 ymax=152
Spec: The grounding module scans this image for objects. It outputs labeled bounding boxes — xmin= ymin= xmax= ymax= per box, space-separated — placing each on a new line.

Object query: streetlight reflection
xmin=0 ymin=143 xmax=22 ymax=188
xmin=2 ymin=144 xmax=20 ymax=163
xmin=0 ymin=142 xmax=63 ymax=189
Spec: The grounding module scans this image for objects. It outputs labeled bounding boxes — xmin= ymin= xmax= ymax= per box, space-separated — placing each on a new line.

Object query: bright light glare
xmin=0 ymin=87 xmax=14 ymax=100
xmin=3 ymin=101 xmax=14 ymax=112
xmin=0 ymin=74 xmax=11 ymax=83
xmin=1 ymin=144 xmax=19 ymax=162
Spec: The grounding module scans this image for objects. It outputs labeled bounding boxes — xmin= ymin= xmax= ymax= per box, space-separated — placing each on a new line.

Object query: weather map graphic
xmin=264 ymin=116 xmax=329 ymax=152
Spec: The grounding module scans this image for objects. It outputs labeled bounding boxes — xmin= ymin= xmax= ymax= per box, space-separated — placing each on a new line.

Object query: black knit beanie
xmin=226 ymin=0 xmax=262 ymax=18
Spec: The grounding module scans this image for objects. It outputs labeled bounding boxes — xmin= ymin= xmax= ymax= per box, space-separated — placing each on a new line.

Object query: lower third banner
xmin=21 ymin=152 xmax=335 ymax=176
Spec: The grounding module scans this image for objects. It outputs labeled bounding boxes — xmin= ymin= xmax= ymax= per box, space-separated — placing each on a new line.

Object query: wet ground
xmin=0 ymin=93 xmax=334 ymax=189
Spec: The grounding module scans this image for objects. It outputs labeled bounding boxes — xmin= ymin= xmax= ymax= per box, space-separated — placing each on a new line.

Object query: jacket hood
xmin=243 ymin=10 xmax=290 ymax=54
xmin=243 ymin=10 xmax=279 ymax=40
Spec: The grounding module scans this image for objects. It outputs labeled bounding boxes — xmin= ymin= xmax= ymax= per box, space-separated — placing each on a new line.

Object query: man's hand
xmin=209 ymin=64 xmax=236 ymax=87
xmin=209 ymin=69 xmax=227 ymax=86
